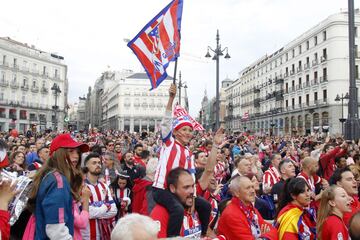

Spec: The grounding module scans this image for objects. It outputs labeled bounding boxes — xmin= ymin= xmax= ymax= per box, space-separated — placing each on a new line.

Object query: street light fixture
xmin=51 ymin=83 xmax=61 ymax=131
xmin=205 ymin=29 xmax=231 ymax=130
xmin=177 ymin=71 xmax=187 ymax=105
xmin=335 ymin=92 xmax=349 ymax=135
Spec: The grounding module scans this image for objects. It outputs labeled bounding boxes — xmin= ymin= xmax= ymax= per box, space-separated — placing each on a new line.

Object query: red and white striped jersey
xmin=214 ymin=161 xmax=227 ymax=183
xmin=262 ymin=166 xmax=281 ymax=190
xmin=153 ymin=111 xmax=195 ymax=189
xmin=81 ymin=180 xmax=117 ymax=240
xmin=297 ymin=172 xmax=321 ymax=193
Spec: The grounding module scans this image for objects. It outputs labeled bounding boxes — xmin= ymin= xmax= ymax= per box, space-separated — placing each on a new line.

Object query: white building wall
xmin=228 ymin=11 xmax=360 ymax=135
xmin=0 ymin=37 xmax=68 ymax=132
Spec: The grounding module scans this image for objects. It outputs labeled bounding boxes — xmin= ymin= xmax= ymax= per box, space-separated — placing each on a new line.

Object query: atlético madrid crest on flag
xmin=127 ymin=0 xmax=183 ymax=90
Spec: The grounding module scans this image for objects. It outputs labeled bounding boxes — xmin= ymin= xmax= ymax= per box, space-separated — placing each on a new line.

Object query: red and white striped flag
xmin=127 ymin=0 xmax=183 ymax=89
xmin=242 ymin=112 xmax=249 ymax=121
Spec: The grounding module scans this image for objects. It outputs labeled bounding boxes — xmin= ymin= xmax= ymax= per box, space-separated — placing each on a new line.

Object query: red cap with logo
xmin=50 ymin=134 xmax=90 ymax=156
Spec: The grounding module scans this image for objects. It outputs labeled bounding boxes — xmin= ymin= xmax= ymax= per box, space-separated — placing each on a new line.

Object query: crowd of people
xmin=0 ymin=83 xmax=360 ymax=240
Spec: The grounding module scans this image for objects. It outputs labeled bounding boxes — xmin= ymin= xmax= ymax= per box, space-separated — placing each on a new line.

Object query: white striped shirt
xmin=153 ymin=111 xmax=195 ymax=189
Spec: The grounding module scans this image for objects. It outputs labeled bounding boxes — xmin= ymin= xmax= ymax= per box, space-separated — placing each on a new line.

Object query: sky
xmin=1 ymin=0 xmax=359 ymax=116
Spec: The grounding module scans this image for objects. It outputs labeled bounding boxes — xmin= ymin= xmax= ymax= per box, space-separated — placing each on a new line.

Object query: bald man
xmin=297 ymin=157 xmax=329 ymax=204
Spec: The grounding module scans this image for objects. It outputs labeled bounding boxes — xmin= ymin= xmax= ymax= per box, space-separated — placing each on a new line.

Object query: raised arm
xmin=161 ymin=83 xmax=177 ymax=142
xmin=198 ymin=128 xmax=225 ymax=191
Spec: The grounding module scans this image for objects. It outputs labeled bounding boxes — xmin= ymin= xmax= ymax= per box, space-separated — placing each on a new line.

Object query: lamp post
xmin=335 ymin=93 xmax=349 ymax=135
xmin=51 ymin=83 xmax=61 ymax=131
xmin=205 ymin=29 xmax=230 ymax=130
xmin=177 ymin=71 xmax=187 ymax=105
xmin=345 ymin=0 xmax=360 ymax=140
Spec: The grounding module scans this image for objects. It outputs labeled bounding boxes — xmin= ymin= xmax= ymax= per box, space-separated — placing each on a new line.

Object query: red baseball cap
xmin=50 ymin=134 xmax=89 ymax=155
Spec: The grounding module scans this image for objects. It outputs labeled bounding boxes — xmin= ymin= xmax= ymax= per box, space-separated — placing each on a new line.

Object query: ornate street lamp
xmin=205 ymin=30 xmax=230 ymax=130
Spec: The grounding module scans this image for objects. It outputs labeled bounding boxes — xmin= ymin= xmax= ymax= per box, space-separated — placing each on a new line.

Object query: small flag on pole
xmin=242 ymin=112 xmax=249 ymax=121
xmin=127 ymin=0 xmax=184 ymax=89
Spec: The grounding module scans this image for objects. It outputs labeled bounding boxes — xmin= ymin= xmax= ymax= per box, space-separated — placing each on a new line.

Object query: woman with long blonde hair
xmin=27 ymin=134 xmax=89 ymax=239
xmin=317 ymin=185 xmax=352 ymax=240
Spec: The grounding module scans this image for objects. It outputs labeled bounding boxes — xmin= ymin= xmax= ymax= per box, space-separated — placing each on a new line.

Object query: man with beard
xmin=150 ymin=168 xmax=202 ymax=239
xmin=330 ymin=167 xmax=360 ymax=226
xmin=82 ymin=153 xmax=117 ymax=240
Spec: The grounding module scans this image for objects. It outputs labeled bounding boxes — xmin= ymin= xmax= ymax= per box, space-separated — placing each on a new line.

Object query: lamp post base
xmin=344 ymin=118 xmax=360 ymax=140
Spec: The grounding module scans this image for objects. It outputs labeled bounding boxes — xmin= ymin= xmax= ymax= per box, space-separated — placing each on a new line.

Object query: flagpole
xmin=173 ymin=58 xmax=178 ymax=84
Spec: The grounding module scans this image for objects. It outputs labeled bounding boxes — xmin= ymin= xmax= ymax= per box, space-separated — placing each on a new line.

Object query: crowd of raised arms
xmin=0 ymin=84 xmax=360 ymax=240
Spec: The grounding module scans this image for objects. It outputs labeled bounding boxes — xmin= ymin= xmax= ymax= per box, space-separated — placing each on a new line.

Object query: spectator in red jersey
xmin=199 ymin=139 xmax=213 ymax=157
xmin=151 ymin=168 xmax=203 ymax=239
xmin=217 ymin=175 xmax=278 ymax=240
xmin=132 ymin=158 xmax=158 ymax=215
xmin=133 ymin=144 xmax=145 ymax=168
xmin=330 ymin=167 xmax=360 ymax=226
xmin=151 ymin=83 xmax=212 ymax=237
xmin=262 ymin=154 xmax=281 ymax=194
xmin=297 ymin=157 xmax=329 ymax=209
xmin=319 ymin=141 xmax=347 ymax=180
xmin=317 ymin=185 xmax=352 ymax=240
xmin=114 ymin=143 xmax=122 ymax=162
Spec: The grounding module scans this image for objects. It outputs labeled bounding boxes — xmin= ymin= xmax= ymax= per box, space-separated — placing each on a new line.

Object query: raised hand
xmin=213 ymin=127 xmax=225 ymax=146
xmin=169 ymin=83 xmax=176 ymax=98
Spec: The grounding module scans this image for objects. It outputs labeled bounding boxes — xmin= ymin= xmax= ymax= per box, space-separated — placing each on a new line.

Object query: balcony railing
xmin=297 ymin=67 xmax=302 ymax=73
xmin=311 ymin=79 xmax=319 ymax=86
xmin=21 ymin=84 xmax=29 ymax=91
xmin=0 ymin=80 xmax=9 ymax=87
xmin=10 ymin=82 xmax=19 ymax=89
xmin=1 ymin=62 xmax=9 ymax=67
xmin=0 ymin=113 xmax=6 ymax=118
xmin=304 ymin=63 xmax=310 ymax=70
xmin=290 ymin=70 xmax=295 ymax=75
xmin=275 ymin=78 xmax=284 ymax=85
xmin=303 ymin=81 xmax=310 ymax=88
xmin=296 ymin=84 xmax=302 ymax=90
xmin=320 ymin=75 xmax=328 ymax=83
xmin=31 ymin=86 xmax=39 ymax=93
xmin=41 ymin=87 xmax=48 ymax=94
xmin=320 ymin=55 xmax=327 ymax=62
xmin=312 ymin=59 xmax=318 ymax=66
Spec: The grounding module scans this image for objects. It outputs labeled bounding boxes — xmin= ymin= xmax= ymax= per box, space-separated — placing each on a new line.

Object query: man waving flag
xmin=127 ymin=0 xmax=184 ymax=89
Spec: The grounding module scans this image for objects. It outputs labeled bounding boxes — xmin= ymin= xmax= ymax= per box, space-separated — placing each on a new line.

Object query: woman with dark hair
xmin=275 ymin=177 xmax=316 ymax=240
xmin=110 ymin=172 xmax=133 ymax=220
xmin=6 ymin=151 xmax=26 ymax=176
xmin=27 ymin=134 xmax=89 ymax=239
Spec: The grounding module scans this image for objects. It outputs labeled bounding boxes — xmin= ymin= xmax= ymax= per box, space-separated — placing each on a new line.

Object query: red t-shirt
xmin=343 ymin=195 xmax=360 ymax=226
xmin=134 ymin=155 xmax=146 ymax=168
xmin=321 ymin=215 xmax=349 ymax=240
xmin=150 ymin=204 xmax=202 ymax=238
xmin=0 ymin=210 xmax=10 ymax=240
